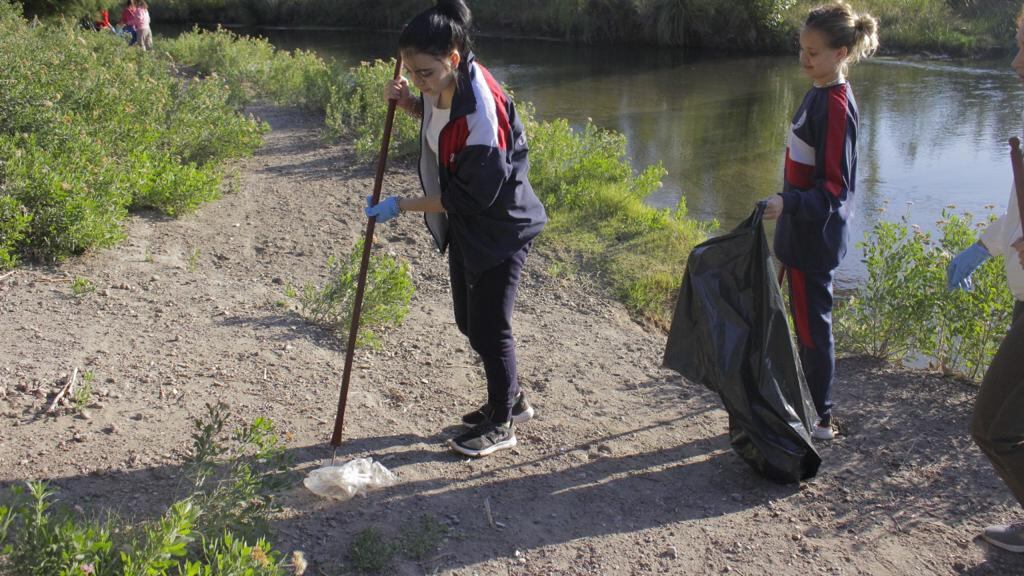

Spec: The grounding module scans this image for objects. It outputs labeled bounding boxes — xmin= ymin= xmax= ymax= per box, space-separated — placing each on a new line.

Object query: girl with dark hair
xmin=367 ymin=0 xmax=547 ymax=457
xmin=759 ymin=1 xmax=878 ymax=441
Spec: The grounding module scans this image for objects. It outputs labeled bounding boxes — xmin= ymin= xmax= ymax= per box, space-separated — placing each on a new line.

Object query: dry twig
xmin=47 ymin=368 xmax=78 ymax=413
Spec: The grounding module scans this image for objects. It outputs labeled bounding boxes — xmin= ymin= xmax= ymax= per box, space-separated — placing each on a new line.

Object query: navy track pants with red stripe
xmin=786 ymin=267 xmax=835 ymax=426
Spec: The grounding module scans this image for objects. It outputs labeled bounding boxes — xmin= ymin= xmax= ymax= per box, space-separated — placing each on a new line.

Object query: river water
xmin=200 ymin=27 xmax=1024 ymax=288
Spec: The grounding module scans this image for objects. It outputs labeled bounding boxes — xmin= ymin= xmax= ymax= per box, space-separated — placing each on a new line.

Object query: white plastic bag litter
xmin=303 ymin=457 xmax=398 ymax=500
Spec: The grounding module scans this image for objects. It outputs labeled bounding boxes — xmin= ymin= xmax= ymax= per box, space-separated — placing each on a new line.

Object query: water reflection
xmin=207 ymin=27 xmax=1024 ymax=288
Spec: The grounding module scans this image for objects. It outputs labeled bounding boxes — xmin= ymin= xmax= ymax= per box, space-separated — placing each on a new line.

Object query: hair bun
xmin=855 ymin=13 xmax=877 ymax=37
xmin=436 ymin=0 xmax=472 ymax=29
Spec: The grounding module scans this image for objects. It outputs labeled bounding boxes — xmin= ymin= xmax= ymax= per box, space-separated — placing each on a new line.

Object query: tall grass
xmin=787 ymin=0 xmax=1018 ymax=55
xmin=161 ymin=25 xmax=334 ymax=109
xmin=524 ymin=108 xmax=715 ymax=325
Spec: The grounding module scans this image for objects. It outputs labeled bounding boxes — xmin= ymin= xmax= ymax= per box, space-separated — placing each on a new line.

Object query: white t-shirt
xmin=426 ymin=103 xmax=451 ymax=157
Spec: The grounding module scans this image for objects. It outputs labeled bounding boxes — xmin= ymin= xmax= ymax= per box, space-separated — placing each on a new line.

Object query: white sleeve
xmin=980 ymin=213 xmax=1008 ymax=256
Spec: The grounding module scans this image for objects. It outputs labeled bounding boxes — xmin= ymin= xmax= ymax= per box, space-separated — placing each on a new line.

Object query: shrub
xmin=835 ymin=208 xmax=1015 ymax=380
xmin=324 ymin=59 xmax=421 ymax=163
xmin=0 ymin=11 xmax=266 ymax=263
xmin=0 ymin=195 xmax=32 ymax=269
xmin=0 ymin=405 xmax=295 ymax=575
xmin=0 ymin=134 xmax=132 ymax=262
xmin=300 ymin=240 xmax=415 ymax=348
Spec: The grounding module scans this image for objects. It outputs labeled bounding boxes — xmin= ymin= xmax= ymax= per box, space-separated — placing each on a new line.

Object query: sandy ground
xmin=1 ymin=105 xmax=1023 ymax=576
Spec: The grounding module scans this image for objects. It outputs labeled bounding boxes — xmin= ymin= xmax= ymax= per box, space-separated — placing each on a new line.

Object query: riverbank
xmin=1 ymin=103 xmax=1023 ymax=575
xmin=144 ymin=0 xmax=1017 ymax=57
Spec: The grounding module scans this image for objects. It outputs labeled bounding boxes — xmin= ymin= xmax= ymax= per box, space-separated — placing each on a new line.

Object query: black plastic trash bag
xmin=663 ymin=205 xmax=820 ymax=483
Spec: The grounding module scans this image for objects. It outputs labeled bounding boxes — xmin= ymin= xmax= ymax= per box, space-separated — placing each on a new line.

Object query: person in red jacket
xmin=119 ymin=0 xmax=138 ymax=46
xmin=94 ymin=9 xmax=111 ymax=31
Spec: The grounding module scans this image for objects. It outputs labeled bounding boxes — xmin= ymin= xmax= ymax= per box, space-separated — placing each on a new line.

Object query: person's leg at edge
xmin=971 ymin=301 xmax=1024 ymax=553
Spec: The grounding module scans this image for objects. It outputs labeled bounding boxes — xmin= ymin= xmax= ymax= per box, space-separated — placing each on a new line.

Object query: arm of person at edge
xmin=762 ymin=91 xmax=852 ymax=222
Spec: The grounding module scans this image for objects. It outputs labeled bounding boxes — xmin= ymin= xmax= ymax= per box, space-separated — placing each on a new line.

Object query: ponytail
xmin=805 ymin=1 xmax=879 ymax=65
xmin=399 ymin=0 xmax=474 ymax=58
xmin=850 ymin=12 xmax=879 ymax=63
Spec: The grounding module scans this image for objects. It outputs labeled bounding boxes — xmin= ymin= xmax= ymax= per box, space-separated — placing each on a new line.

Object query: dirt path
xmin=1 ymin=105 xmax=1022 ymax=576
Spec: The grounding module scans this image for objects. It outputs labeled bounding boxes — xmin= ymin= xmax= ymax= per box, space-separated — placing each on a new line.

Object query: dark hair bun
xmin=436 ymin=0 xmax=472 ymax=29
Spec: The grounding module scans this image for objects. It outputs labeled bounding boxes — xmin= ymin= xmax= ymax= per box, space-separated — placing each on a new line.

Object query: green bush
xmin=19 ymin=0 xmax=120 ymax=20
xmin=0 ymin=134 xmax=132 ymax=261
xmin=835 ymin=208 xmax=1015 ymax=380
xmin=0 ymin=195 xmax=32 ymax=269
xmin=300 ymin=240 xmax=416 ymax=348
xmin=324 ymin=59 xmax=421 ymax=163
xmin=0 ymin=404 xmax=295 ymax=575
xmin=0 ymin=8 xmax=266 ymax=263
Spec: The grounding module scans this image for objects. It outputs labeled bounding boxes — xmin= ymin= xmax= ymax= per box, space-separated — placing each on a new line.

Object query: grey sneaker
xmin=461 ymin=392 xmax=535 ymax=427
xmin=983 ymin=522 xmax=1024 ymax=553
xmin=448 ymin=421 xmax=516 ymax=457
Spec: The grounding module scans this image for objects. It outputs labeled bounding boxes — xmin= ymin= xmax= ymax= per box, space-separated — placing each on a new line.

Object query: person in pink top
xmin=119 ymin=0 xmax=138 ymax=46
xmin=135 ymin=0 xmax=153 ymax=51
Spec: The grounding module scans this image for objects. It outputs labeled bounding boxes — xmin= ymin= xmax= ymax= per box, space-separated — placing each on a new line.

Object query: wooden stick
xmin=1008 ymin=137 xmax=1024 ymax=228
xmin=48 ymin=368 xmax=78 ymax=413
xmin=330 ymin=55 xmax=404 ymax=449
xmin=0 ymin=271 xmax=15 ymax=283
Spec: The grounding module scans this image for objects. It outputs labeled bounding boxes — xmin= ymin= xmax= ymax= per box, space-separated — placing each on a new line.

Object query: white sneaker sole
xmin=812 ymin=426 xmax=835 ymax=441
xmin=512 ymin=405 xmax=535 ymax=424
xmin=983 ymin=533 xmax=1024 ymax=553
xmin=448 ymin=435 xmax=517 ymax=458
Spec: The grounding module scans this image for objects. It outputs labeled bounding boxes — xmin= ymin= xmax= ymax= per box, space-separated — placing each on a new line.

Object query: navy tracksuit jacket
xmin=774 ymin=82 xmax=858 ymax=426
xmin=416 ymin=53 xmax=546 ymax=423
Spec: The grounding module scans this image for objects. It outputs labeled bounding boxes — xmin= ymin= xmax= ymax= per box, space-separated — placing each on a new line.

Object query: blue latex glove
xmin=946 ymin=241 xmax=990 ymax=291
xmin=364 ymin=196 xmax=400 ymax=223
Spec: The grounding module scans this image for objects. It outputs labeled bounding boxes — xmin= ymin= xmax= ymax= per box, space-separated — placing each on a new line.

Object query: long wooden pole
xmin=330 ymin=56 xmax=404 ymax=450
xmin=1009 ymin=137 xmax=1024 ymax=227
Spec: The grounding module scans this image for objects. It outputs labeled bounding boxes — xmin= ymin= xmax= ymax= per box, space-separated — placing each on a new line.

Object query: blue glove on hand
xmin=946 ymin=241 xmax=990 ymax=292
xmin=364 ymin=196 xmax=400 ymax=223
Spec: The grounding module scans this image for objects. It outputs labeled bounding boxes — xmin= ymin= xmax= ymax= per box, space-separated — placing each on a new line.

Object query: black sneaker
xmin=461 ymin=393 xmax=535 ymax=427
xmin=449 ymin=421 xmax=517 ymax=457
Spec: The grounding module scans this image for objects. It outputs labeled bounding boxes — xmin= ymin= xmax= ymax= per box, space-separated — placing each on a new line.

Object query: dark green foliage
xmin=19 ymin=0 xmax=120 ymax=21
